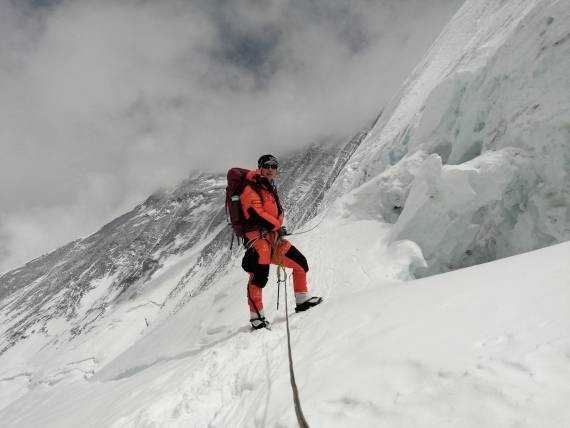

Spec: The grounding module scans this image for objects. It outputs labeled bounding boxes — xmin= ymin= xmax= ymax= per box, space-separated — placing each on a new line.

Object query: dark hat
xmin=258 ymin=154 xmax=278 ymax=168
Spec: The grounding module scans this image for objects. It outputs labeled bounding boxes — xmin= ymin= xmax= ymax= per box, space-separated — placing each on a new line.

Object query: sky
xmin=0 ymin=0 xmax=464 ymax=274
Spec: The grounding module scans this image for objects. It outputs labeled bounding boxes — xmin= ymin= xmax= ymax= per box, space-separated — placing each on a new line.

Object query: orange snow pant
xmin=242 ymin=232 xmax=309 ymax=314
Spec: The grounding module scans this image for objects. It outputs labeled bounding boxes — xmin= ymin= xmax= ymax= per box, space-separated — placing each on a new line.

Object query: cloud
xmin=0 ymin=0 xmax=464 ymax=273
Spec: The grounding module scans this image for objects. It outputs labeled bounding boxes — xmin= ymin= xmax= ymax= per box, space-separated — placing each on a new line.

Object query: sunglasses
xmin=261 ymin=163 xmax=278 ymax=170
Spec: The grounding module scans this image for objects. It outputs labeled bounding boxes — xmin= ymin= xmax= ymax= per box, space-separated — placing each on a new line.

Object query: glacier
xmin=334 ymin=0 xmax=570 ymax=275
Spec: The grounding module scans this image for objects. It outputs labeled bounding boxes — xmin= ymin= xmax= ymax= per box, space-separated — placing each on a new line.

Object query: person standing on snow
xmin=241 ymin=154 xmax=322 ymax=330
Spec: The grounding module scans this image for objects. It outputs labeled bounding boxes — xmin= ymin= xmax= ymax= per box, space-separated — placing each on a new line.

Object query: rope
xmin=288 ymin=204 xmax=329 ymax=236
xmin=273 ymin=235 xmax=311 ymax=428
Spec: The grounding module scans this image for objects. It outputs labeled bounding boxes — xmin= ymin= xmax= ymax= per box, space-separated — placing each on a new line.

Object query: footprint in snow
xmin=206 ymin=325 xmax=229 ymax=335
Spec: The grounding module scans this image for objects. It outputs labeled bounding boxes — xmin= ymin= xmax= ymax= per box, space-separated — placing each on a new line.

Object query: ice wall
xmin=333 ymin=0 xmax=570 ymax=275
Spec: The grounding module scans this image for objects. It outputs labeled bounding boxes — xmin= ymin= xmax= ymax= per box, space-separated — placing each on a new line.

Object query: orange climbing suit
xmin=240 ymin=170 xmax=308 ymax=313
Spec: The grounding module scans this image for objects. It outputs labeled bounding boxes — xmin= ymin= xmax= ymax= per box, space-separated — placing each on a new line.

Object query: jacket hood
xmin=245 ymin=169 xmax=261 ymax=182
xmin=246 ymin=169 xmax=275 ymax=186
xmin=245 ymin=169 xmax=277 ymax=192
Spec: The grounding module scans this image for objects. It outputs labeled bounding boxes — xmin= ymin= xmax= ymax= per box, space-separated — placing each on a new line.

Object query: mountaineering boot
xmin=250 ymin=316 xmax=270 ymax=330
xmin=295 ymin=296 xmax=323 ymax=313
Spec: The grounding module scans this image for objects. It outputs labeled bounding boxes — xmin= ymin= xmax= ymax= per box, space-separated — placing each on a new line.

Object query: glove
xmin=277 ymin=226 xmax=288 ymax=237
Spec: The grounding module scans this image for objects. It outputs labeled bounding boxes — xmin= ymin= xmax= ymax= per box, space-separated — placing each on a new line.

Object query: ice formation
xmin=333 ymin=0 xmax=570 ymax=275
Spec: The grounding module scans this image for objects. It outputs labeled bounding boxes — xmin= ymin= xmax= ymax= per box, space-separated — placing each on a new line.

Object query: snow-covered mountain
xmin=1 ymin=0 xmax=569 ymax=426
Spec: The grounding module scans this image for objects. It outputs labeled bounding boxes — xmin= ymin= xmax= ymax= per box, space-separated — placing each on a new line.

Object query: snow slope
xmin=1 ymin=213 xmax=569 ymax=427
xmin=0 ymin=137 xmax=363 ymax=392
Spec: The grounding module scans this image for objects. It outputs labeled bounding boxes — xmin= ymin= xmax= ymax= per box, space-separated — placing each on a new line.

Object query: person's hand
xmin=277 ymin=226 xmax=288 ymax=237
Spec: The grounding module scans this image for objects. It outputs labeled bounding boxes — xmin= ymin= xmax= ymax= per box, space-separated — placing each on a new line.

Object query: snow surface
xmin=1 ymin=210 xmax=569 ymax=427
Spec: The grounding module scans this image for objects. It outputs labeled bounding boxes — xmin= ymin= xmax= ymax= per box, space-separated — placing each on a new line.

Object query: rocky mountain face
xmin=0 ymin=132 xmax=365 ymax=353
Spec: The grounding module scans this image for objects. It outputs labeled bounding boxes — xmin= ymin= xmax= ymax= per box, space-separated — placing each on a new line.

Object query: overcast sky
xmin=0 ymin=0 xmax=464 ymax=274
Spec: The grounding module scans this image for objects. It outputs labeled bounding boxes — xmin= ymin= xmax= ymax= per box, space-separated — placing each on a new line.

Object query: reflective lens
xmin=262 ymin=163 xmax=278 ymax=170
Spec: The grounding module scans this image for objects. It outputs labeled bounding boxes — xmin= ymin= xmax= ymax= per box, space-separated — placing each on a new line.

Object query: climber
xmin=240 ymin=154 xmax=322 ymax=329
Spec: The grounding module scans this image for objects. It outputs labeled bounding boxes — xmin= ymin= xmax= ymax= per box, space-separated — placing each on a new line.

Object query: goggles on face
xmin=261 ymin=163 xmax=278 ymax=170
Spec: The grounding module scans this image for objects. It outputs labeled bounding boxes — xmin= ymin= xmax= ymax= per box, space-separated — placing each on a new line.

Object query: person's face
xmin=260 ymin=162 xmax=278 ymax=180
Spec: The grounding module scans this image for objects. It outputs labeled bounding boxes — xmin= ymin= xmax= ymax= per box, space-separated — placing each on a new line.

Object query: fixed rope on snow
xmin=287 ymin=208 xmax=328 ymax=237
xmin=272 ymin=234 xmax=311 ymax=428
